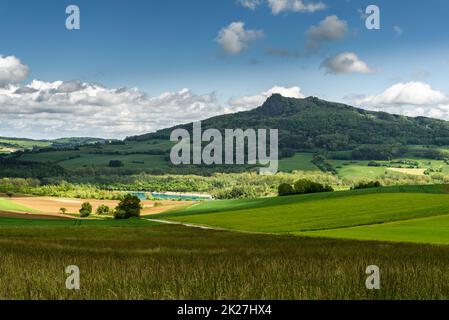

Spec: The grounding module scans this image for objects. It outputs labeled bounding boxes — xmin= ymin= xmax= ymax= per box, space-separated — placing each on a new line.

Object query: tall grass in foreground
xmin=0 ymin=224 xmax=448 ymax=299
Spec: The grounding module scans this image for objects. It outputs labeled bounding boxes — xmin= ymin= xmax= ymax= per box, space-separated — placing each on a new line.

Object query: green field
xmin=1 ymin=184 xmax=449 ymax=300
xmin=95 ymin=140 xmax=173 ymax=153
xmin=303 ymin=214 xmax=449 ymax=245
xmin=155 ymin=185 xmax=449 ymax=244
xmin=17 ymin=140 xmax=172 ymax=171
xmin=276 ymin=151 xmax=449 ymax=180
xmin=330 ymin=160 xmax=388 ymax=179
xmin=157 ymin=184 xmax=449 ymax=216
xmin=57 ymin=154 xmax=168 ymax=170
xmin=0 ymin=185 xmax=449 ymax=299
xmin=2 ymin=219 xmax=449 ymax=299
xmin=0 ymin=137 xmax=113 ymax=155
xmin=19 ymin=150 xmax=86 ymax=163
xmin=12 ymin=143 xmax=449 ymax=181
xmin=0 ymin=138 xmax=52 ymax=149
xmin=0 ymin=198 xmax=40 ymax=213
xmin=19 ymin=151 xmax=169 ymax=170
xmin=279 ymin=153 xmax=319 ymax=172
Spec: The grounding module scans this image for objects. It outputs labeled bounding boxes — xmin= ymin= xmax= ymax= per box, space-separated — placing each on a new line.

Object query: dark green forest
xmin=130 ymin=94 xmax=449 ymax=153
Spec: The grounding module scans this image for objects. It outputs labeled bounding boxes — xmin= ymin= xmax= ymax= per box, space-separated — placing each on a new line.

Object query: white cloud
xmin=238 ymin=0 xmax=326 ymax=14
xmin=352 ymin=82 xmax=447 ymax=107
xmin=268 ymin=0 xmax=327 ymax=15
xmin=0 ymin=80 xmax=228 ymax=139
xmin=305 ymin=15 xmax=348 ymax=49
xmin=0 ymin=55 xmax=29 ymax=87
xmin=346 ymin=82 xmax=449 ymax=120
xmin=237 ymin=0 xmax=261 ymax=10
xmin=0 ymin=81 xmax=308 ymax=139
xmin=215 ymin=21 xmax=263 ymax=55
xmin=0 ymin=57 xmax=311 ymax=139
xmin=228 ymin=86 xmax=305 ymax=110
xmin=321 ymin=52 xmax=374 ymax=74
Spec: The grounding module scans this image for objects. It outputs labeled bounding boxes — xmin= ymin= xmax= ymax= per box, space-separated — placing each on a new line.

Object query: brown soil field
xmin=9 ymin=196 xmax=193 ymax=216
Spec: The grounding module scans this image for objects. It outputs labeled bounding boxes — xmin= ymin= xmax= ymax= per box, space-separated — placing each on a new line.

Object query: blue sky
xmin=0 ymin=0 xmax=449 ymax=138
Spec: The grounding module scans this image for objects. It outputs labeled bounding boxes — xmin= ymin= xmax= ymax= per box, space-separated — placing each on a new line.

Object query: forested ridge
xmin=129 ymin=94 xmax=449 ymax=152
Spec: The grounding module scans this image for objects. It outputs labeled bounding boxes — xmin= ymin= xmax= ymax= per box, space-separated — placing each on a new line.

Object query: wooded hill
xmin=128 ymin=94 xmax=449 ymax=156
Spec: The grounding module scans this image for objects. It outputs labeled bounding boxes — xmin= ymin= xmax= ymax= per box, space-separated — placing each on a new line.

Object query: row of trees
xmin=351 ymin=181 xmax=381 ymax=190
xmin=5 ymin=169 xmax=449 ymax=201
xmin=278 ymin=179 xmax=333 ymax=196
xmin=67 ymin=194 xmax=143 ymax=219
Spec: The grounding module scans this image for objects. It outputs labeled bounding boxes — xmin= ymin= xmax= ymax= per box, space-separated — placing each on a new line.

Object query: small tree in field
xmin=59 ymin=207 xmax=67 ymax=215
xmin=6 ymin=192 xmax=14 ymax=198
xmin=113 ymin=209 xmax=127 ymax=220
xmin=114 ymin=194 xmax=142 ymax=219
xmin=278 ymin=183 xmax=294 ymax=196
xmin=96 ymin=204 xmax=112 ymax=215
xmin=293 ymin=179 xmax=333 ymax=195
xmin=79 ymin=202 xmax=92 ymax=217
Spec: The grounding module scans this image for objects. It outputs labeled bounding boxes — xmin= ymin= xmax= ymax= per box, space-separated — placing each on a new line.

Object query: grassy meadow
xmin=0 ymin=137 xmax=52 ymax=149
xmin=330 ymin=160 xmax=388 ymax=179
xmin=303 ymin=214 xmax=449 ymax=245
xmin=278 ymin=152 xmax=319 ymax=172
xmin=19 ymin=151 xmax=169 ymax=170
xmin=274 ymin=151 xmax=449 ymax=181
xmin=16 ymin=140 xmax=173 ymax=171
xmin=12 ymin=142 xmax=449 ymax=182
xmin=155 ymin=185 xmax=449 ymax=244
xmin=2 ymin=220 xmax=449 ymax=299
xmin=0 ymin=198 xmax=39 ymax=213
xmin=159 ymin=193 xmax=449 ymax=234
xmin=1 ymin=185 xmax=449 ymax=299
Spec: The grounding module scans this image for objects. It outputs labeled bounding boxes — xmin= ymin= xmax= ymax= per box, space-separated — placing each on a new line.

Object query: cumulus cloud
xmin=0 ymin=55 xmax=29 ymax=87
xmin=305 ymin=15 xmax=348 ymax=50
xmin=0 ymin=57 xmax=311 ymax=139
xmin=268 ymin=0 xmax=326 ymax=14
xmin=321 ymin=52 xmax=374 ymax=74
xmin=238 ymin=0 xmax=326 ymax=14
xmin=228 ymin=86 xmax=305 ymax=109
xmin=0 ymin=80 xmax=310 ymax=138
xmin=215 ymin=22 xmax=263 ymax=55
xmin=0 ymin=80 xmax=229 ymax=139
xmin=237 ymin=0 xmax=261 ymax=10
xmin=351 ymin=82 xmax=447 ymax=107
xmin=346 ymin=82 xmax=449 ymax=120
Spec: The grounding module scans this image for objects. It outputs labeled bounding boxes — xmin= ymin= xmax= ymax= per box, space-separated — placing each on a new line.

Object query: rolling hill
xmin=5 ymin=94 xmax=449 ymax=177
xmin=152 ymin=184 xmax=449 ymax=244
xmin=0 ymin=136 xmax=112 ymax=154
xmin=129 ymin=94 xmax=449 ymax=152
